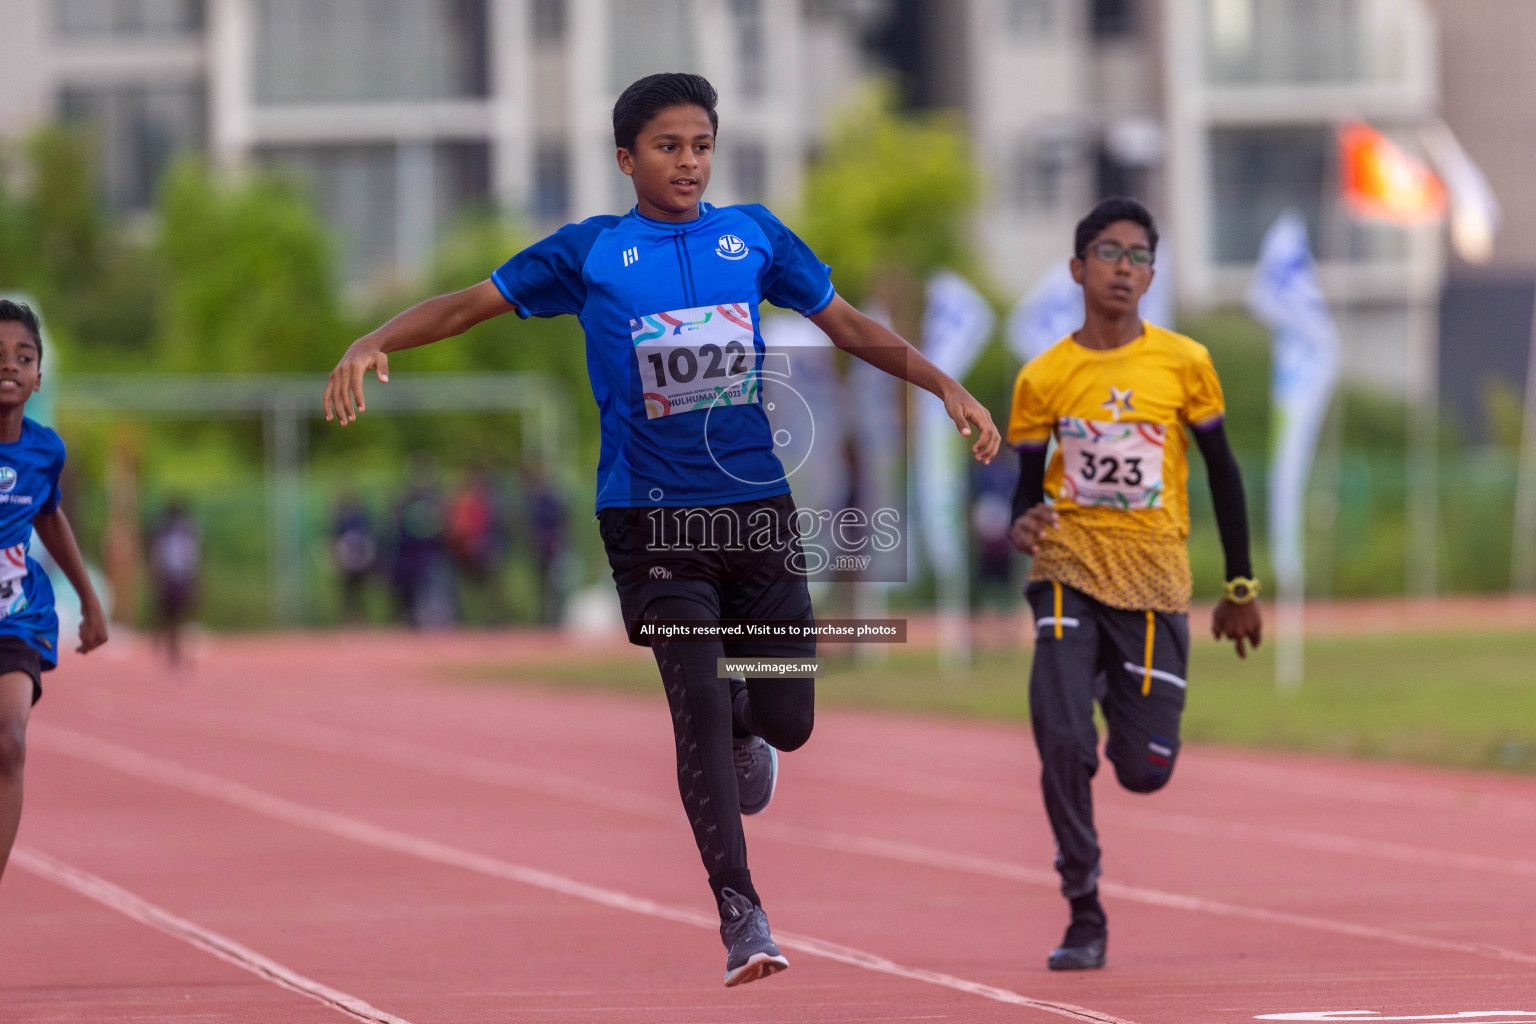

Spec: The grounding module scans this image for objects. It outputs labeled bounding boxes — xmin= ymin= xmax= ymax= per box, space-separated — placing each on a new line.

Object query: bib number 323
xmin=630 ymin=303 xmax=760 ymax=420
xmin=1057 ymin=417 xmax=1166 ymax=510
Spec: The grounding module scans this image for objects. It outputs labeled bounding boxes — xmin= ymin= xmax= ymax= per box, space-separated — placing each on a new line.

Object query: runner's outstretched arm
xmin=324 ymin=280 xmax=514 ymax=425
xmin=807 ymin=295 xmax=1001 ymax=464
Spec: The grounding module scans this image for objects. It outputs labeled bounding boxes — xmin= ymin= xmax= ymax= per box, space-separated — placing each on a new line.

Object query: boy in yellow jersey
xmin=1008 ymin=198 xmax=1262 ymax=971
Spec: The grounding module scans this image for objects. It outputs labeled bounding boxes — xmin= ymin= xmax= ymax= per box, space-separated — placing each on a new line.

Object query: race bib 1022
xmin=1056 ymin=417 xmax=1166 ymax=510
xmin=630 ymin=303 xmax=760 ymax=420
xmin=0 ymin=542 xmax=29 ymax=618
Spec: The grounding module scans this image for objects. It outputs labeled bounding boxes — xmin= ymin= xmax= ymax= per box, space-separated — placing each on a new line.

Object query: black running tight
xmin=645 ymin=595 xmax=814 ymax=911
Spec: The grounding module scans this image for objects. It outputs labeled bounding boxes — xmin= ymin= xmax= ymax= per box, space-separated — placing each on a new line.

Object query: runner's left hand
xmin=942 ymin=384 xmax=1002 ymax=464
xmin=1212 ymin=599 xmax=1262 ymax=659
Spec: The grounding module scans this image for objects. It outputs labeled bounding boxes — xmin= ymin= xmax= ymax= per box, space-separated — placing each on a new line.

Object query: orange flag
xmin=1339 ymin=121 xmax=1446 ymax=224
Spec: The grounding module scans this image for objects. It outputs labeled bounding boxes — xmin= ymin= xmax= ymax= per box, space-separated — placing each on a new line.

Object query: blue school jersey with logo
xmin=491 ymin=203 xmax=835 ymax=511
xmin=0 ymin=418 xmax=64 ymax=668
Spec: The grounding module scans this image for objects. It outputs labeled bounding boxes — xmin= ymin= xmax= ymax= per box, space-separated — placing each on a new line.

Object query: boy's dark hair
xmin=0 ymin=299 xmax=42 ymax=361
xmin=1074 ymin=197 xmax=1159 ymax=260
xmin=612 ymin=73 xmax=719 ymax=151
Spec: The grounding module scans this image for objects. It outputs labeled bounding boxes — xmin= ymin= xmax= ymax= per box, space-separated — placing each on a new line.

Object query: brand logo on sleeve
xmin=0 ymin=467 xmax=16 ymax=493
xmin=715 ymin=234 xmax=749 ymax=260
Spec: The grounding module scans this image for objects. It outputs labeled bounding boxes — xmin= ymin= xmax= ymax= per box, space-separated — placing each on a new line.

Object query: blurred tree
xmin=0 ymin=125 xmax=157 ymax=360
xmin=796 ymin=86 xmax=979 ymax=336
xmin=154 ymin=157 xmax=344 ymax=373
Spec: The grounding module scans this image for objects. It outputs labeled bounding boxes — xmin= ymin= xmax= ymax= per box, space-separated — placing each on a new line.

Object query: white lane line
xmin=1104 ymin=806 xmax=1536 ymax=879
xmin=82 ymin=708 xmax=1536 ymax=965
xmin=11 ymin=846 xmax=414 ymax=1024
xmin=788 ymin=758 xmax=1536 ymax=879
xmin=746 ymin=824 xmax=1536 ymax=967
xmin=30 ymin=725 xmax=1138 ymax=1024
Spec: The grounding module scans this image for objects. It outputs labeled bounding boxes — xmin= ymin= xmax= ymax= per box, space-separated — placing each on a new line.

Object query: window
xmin=1090 ymin=0 xmax=1138 ymax=39
xmin=1011 ymin=132 xmax=1076 ymax=213
xmin=58 ymin=82 xmax=205 ymax=210
xmin=1095 ymin=149 xmax=1145 ymax=203
xmin=1210 ymin=127 xmax=1328 ymax=262
xmin=253 ymin=0 xmax=489 ymax=104
xmin=262 ymin=141 xmax=490 ymax=283
xmin=1204 ymin=0 xmax=1362 ymax=84
xmin=1005 ymin=0 xmax=1054 ymax=39
xmin=531 ymin=0 xmax=566 ymax=41
xmin=730 ymin=0 xmax=765 ymax=99
xmin=734 ymin=140 xmax=767 ymax=203
xmin=54 ymin=0 xmax=204 ymax=37
xmin=532 ymin=141 xmax=570 ymax=221
xmin=607 ymin=0 xmax=697 ymax=94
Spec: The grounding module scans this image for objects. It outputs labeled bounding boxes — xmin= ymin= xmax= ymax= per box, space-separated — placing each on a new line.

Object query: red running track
xmin=2 ymin=632 xmax=1534 ymax=1024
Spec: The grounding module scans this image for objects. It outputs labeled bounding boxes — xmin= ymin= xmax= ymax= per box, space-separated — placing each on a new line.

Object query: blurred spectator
xmin=972 ymin=459 xmax=1017 ymax=608
xmin=523 ymin=464 xmax=567 ymax=626
xmin=390 ymin=453 xmax=453 ymax=628
xmin=330 ymin=491 xmax=377 ymax=624
xmin=447 ymin=464 xmax=509 ymax=625
xmin=146 ymin=499 xmax=201 ymax=665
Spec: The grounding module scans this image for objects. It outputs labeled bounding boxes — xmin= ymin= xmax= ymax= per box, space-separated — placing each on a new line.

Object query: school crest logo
xmin=0 ymin=468 xmax=16 ymax=494
xmin=715 ymin=234 xmax=749 ymax=260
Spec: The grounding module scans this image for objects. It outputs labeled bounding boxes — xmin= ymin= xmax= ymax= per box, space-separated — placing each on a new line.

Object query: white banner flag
xmin=915 ymin=273 xmax=994 ymax=667
xmin=1247 ymin=211 xmax=1341 ymax=688
xmin=916 ymin=272 xmax=995 ymax=578
xmin=1007 ymin=260 xmax=1080 ymax=364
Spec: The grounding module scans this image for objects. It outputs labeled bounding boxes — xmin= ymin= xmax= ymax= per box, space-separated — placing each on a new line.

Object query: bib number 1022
xmin=646 ymin=341 xmax=749 ymax=388
xmin=1079 ymin=453 xmax=1144 ymax=487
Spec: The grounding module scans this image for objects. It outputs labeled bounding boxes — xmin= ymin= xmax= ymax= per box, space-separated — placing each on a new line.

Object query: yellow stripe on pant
xmin=1052 ymin=582 xmax=1063 ymax=640
xmin=1142 ymin=610 xmax=1155 ymax=695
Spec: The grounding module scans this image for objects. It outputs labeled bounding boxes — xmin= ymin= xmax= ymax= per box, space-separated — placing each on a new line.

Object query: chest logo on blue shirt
xmin=716 ymin=234 xmax=749 ymax=261
xmin=0 ymin=467 xmax=16 ymax=493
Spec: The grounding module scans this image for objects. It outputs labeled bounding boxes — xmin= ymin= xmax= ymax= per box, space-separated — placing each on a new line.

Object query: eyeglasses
xmin=1086 ymin=242 xmax=1154 ymax=266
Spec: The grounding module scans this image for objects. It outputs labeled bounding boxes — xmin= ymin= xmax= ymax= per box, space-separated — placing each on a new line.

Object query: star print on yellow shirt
xmin=1007 ymin=322 xmax=1226 ymax=613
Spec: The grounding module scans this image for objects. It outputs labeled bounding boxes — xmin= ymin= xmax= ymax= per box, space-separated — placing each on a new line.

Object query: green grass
xmin=461 ymin=629 xmax=1536 ymax=775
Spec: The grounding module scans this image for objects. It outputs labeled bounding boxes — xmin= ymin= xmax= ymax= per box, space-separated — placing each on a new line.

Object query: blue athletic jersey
xmin=491 ymin=203 xmax=835 ymax=510
xmin=0 ymin=418 xmax=63 ymax=668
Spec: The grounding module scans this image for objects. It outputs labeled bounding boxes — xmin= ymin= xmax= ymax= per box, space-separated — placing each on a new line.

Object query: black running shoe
xmin=719 ymin=888 xmax=789 ymax=986
xmin=1048 ymin=918 xmax=1107 ymax=971
xmin=734 ymin=734 xmax=778 ymax=816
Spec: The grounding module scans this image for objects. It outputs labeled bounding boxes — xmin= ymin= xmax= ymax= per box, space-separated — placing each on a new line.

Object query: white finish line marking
xmin=124 ymin=706 xmax=1536 ymax=967
xmin=32 ymin=725 xmax=1138 ymax=1024
xmin=12 ymin=846 xmax=414 ymax=1024
xmin=1257 ymin=1013 xmax=1536 ymax=1022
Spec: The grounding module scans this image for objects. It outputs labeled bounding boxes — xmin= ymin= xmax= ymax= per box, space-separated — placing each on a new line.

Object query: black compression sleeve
xmin=1191 ymin=420 xmax=1253 ymax=580
xmin=1011 ymin=446 xmax=1048 ymax=522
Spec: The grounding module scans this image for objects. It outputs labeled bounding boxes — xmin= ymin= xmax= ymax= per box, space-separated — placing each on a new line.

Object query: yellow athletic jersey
xmin=1007 ymin=322 xmax=1225 ymax=613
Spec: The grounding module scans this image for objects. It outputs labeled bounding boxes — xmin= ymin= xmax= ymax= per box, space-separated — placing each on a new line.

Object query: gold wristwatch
xmin=1223 ymin=576 xmax=1261 ymax=605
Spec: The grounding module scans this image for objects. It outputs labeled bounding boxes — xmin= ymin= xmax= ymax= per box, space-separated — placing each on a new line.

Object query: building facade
xmin=4 ymin=0 xmax=1525 ymax=405
xmin=0 ymin=0 xmax=881 ymax=285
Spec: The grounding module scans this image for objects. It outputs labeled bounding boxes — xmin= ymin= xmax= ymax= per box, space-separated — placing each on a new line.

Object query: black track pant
xmin=1026 ymin=581 xmax=1189 ymax=898
xmin=599 ymin=495 xmax=816 ymax=911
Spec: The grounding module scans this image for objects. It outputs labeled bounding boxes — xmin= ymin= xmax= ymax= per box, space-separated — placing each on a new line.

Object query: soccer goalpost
xmin=58 ymin=372 xmax=570 ymax=627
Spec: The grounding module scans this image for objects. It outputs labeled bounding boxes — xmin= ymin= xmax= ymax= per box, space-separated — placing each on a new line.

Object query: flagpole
xmin=1512 ymin=290 xmax=1536 ymax=591
xmin=1405 ymin=224 xmax=1442 ymax=600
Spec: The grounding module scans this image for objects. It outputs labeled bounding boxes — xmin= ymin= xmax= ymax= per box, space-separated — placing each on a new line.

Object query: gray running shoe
xmin=719 ymin=888 xmax=789 ymax=986
xmin=734 ymin=734 xmax=778 ymax=816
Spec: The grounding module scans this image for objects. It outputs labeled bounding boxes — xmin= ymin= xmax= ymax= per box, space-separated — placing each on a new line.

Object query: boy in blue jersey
xmin=324 ymin=74 xmax=1000 ymax=986
xmin=0 ymin=300 xmax=109 ymax=886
